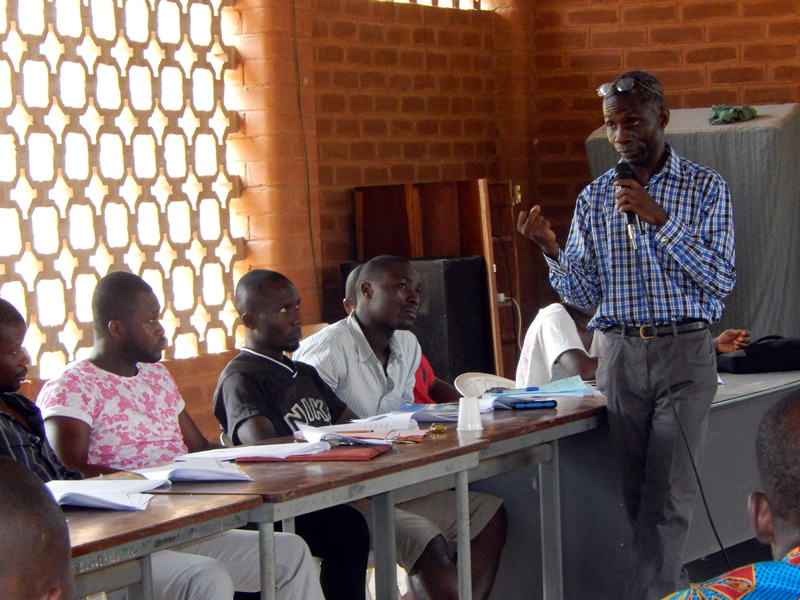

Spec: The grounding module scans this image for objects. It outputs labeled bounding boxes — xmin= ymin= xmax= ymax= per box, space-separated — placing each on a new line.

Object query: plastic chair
xmin=453 ymin=372 xmax=516 ymax=398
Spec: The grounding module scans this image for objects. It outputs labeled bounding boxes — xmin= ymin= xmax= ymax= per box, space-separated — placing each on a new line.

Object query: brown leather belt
xmin=604 ymin=319 xmax=708 ymax=340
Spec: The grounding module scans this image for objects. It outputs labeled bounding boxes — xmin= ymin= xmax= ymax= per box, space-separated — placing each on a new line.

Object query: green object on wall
xmin=708 ymin=104 xmax=758 ymax=125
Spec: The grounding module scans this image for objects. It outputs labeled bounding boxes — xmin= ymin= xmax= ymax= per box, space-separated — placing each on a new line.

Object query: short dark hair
xmin=611 ymin=70 xmax=666 ymax=111
xmin=359 ymin=255 xmax=410 ymax=287
xmin=92 ymin=271 xmax=153 ymax=334
xmin=344 ymin=264 xmax=363 ymax=308
xmin=0 ymin=457 xmax=73 ymax=595
xmin=234 ymin=269 xmax=290 ymax=316
xmin=0 ymin=299 xmax=24 ymax=338
xmin=755 ymin=391 xmax=800 ymax=524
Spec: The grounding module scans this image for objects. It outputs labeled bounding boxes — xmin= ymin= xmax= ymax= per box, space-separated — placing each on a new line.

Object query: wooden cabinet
xmin=354 ymin=179 xmax=522 ymax=379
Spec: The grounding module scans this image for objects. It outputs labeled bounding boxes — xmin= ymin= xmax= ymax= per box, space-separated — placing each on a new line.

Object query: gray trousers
xmin=597 ymin=328 xmax=717 ymax=600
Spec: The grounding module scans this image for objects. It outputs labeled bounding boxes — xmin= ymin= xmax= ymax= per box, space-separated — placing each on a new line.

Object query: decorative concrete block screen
xmin=0 ymin=0 xmax=243 ymax=378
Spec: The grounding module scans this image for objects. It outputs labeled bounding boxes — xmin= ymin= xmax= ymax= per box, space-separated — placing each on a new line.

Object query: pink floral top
xmin=36 ymin=360 xmax=188 ymax=470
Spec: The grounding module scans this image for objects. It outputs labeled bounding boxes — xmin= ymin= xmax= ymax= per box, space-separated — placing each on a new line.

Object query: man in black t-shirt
xmin=214 ymin=270 xmax=360 ymax=441
xmin=214 ymin=270 xmax=369 ymax=600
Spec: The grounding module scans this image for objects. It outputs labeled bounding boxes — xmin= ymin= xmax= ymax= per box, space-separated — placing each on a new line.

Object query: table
xmin=437 ymin=372 xmax=800 ymax=599
xmin=162 ymin=433 xmax=488 ymax=600
xmin=381 ymin=395 xmax=607 ymax=600
xmin=67 ymin=493 xmax=260 ymax=599
xmin=551 ymin=371 xmax=800 ymax=600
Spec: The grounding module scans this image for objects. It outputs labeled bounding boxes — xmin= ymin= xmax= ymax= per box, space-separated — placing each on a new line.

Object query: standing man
xmin=517 ymin=71 xmax=735 ymax=599
xmin=295 ymin=255 xmax=507 ymax=600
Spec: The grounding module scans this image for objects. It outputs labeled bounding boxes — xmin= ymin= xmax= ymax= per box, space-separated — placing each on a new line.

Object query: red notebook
xmin=235 ymin=445 xmax=391 ymax=462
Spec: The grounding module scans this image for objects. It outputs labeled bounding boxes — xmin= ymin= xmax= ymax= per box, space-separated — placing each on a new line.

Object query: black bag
xmin=716 ymin=335 xmax=800 ymax=374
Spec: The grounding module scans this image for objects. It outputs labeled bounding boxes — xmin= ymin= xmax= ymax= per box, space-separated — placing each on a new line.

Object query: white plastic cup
xmin=457 ymin=396 xmax=483 ymax=431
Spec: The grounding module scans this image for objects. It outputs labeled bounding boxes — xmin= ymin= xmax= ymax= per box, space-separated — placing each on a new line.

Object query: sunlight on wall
xmin=0 ymin=0 xmax=243 ymax=378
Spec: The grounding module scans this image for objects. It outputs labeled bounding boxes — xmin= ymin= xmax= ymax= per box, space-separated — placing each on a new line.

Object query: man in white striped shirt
xmin=295 ymin=255 xmax=507 ymax=600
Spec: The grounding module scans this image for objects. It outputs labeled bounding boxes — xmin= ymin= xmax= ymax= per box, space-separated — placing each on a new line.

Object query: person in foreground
xmin=212 ymin=269 xmax=371 ymax=600
xmin=663 ymin=391 xmax=800 ymax=599
xmin=0 ymin=456 xmax=74 ymax=600
xmin=28 ymin=274 xmax=324 ymax=600
xmin=517 ymin=70 xmax=736 ymax=600
xmin=516 ymin=300 xmax=750 ymax=387
xmin=295 ymin=255 xmax=508 ymax=600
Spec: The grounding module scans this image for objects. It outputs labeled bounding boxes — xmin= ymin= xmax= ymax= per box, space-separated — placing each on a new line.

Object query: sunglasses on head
xmin=596 ymin=78 xmax=664 ymax=98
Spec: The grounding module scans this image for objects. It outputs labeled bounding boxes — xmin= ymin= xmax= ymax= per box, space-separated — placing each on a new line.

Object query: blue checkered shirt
xmin=546 ymin=145 xmax=735 ymax=330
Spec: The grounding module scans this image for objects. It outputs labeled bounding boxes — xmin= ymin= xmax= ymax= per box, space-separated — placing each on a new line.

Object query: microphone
xmin=613 ymin=162 xmax=640 ymax=247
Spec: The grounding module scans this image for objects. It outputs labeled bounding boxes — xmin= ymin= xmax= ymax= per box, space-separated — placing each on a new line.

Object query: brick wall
xmin=311 ymin=1 xmax=508 ymax=319
xmin=223 ymin=0 xmax=539 ymax=323
xmin=530 ymin=0 xmax=800 ymax=240
xmin=222 ymin=0 xmax=800 ymax=331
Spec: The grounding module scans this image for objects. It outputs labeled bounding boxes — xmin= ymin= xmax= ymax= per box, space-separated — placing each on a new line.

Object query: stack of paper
xmin=296 ymin=423 xmax=392 ymax=446
xmin=46 ymin=479 xmax=168 ymax=511
xmin=134 ymin=458 xmax=253 ymax=482
xmin=485 ymin=375 xmax=595 ymax=398
xmin=390 ymin=400 xmax=494 ymax=423
xmin=175 ymin=441 xmax=331 ymax=462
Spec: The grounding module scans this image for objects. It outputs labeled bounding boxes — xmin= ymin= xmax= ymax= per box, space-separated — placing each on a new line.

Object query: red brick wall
xmin=531 ymin=0 xmax=800 ymax=238
xmin=222 ymin=0 xmax=800 ymax=330
xmin=223 ymin=0 xmax=538 ymax=323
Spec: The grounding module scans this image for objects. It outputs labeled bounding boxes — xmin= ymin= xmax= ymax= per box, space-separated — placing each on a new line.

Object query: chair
xmin=453 ymin=372 xmax=516 ymax=398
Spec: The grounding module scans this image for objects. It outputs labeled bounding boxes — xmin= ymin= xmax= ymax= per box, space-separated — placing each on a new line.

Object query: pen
xmin=489 ymin=386 xmax=539 ymax=395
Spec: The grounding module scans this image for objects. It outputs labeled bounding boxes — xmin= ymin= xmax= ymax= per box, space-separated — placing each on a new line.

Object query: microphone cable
xmin=617 ymin=167 xmax=733 ymax=571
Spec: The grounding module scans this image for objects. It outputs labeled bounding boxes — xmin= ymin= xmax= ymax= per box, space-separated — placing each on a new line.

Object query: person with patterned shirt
xmin=33 ymin=272 xmax=326 ymax=600
xmin=663 ymin=391 xmax=800 ymax=599
xmin=517 ymin=70 xmax=735 ymax=600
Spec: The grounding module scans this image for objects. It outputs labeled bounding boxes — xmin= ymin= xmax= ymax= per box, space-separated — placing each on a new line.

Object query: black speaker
xmin=340 ymin=256 xmax=493 ymax=385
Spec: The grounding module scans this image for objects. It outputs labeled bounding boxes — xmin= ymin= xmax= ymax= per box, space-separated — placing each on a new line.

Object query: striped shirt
xmin=0 ymin=392 xmax=82 ymax=482
xmin=293 ymin=316 xmax=421 ymax=418
xmin=547 ymin=145 xmax=735 ymax=330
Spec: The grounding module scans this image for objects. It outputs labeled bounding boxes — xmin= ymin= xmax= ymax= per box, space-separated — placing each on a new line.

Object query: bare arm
xmin=429 ymin=378 xmax=461 ymax=404
xmin=556 ymin=349 xmax=599 ymax=381
xmin=177 ymin=409 xmax=220 ymax=453
xmin=714 ymin=328 xmax=750 ymax=354
xmin=517 ymin=205 xmax=560 ymax=258
xmin=235 ymin=415 xmax=280 ymax=445
xmin=335 ymin=407 xmax=361 ymax=424
xmin=43 ymin=416 xmax=119 ymax=477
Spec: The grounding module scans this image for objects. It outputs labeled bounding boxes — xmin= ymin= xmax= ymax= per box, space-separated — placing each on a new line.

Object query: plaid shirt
xmin=546 ymin=145 xmax=735 ymax=330
xmin=0 ymin=392 xmax=83 ymax=483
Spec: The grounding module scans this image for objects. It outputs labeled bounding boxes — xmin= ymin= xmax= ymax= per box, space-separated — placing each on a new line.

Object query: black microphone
xmin=613 ymin=162 xmax=640 ymax=247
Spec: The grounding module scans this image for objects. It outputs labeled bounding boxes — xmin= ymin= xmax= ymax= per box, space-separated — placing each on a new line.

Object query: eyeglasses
xmin=597 ymin=78 xmax=664 ymax=98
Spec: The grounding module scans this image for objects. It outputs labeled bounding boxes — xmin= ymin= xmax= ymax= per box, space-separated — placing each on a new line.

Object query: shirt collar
xmin=240 ymin=347 xmax=297 ymax=377
xmin=346 ymin=314 xmax=401 ymax=365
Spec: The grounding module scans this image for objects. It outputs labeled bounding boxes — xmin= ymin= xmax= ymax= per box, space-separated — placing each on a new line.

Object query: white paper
xmin=46 ymin=479 xmax=167 ymax=511
xmin=350 ymin=413 xmax=416 ymax=430
xmin=296 ymin=423 xmax=392 ymax=446
xmin=134 ymin=458 xmax=253 ymax=481
xmin=174 ymin=441 xmax=330 ymax=461
xmin=485 ymin=375 xmax=596 ymax=398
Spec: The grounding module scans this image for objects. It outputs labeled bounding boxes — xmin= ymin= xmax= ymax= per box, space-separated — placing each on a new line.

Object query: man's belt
xmin=604 ymin=319 xmax=708 ymax=340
